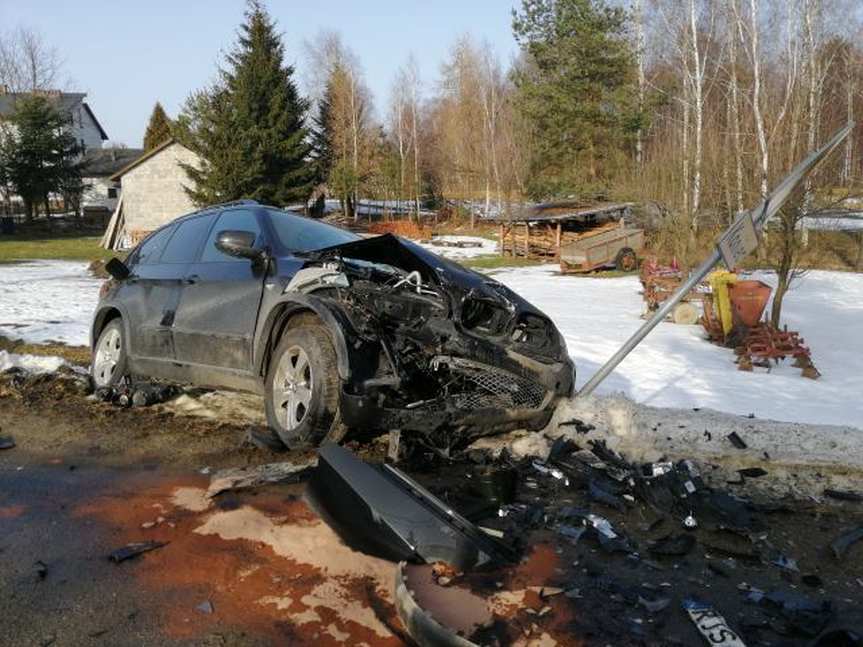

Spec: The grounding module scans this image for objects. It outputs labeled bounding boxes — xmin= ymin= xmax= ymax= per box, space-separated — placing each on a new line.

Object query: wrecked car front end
xmin=274 ymin=234 xmax=575 ymax=445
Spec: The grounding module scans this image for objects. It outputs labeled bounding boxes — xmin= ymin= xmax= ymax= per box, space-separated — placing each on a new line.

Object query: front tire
xmin=91 ymin=319 xmax=128 ymax=387
xmin=265 ymin=324 xmax=342 ymax=448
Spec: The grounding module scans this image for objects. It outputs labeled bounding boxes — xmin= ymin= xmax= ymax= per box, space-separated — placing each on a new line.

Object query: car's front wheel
xmin=91 ymin=319 xmax=128 ymax=387
xmin=265 ymin=324 xmax=342 ymax=448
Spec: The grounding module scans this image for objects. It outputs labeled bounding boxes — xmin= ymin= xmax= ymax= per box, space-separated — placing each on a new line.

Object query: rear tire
xmin=265 ymin=324 xmax=342 ymax=449
xmin=91 ymin=319 xmax=128 ymax=387
xmin=615 ymin=247 xmax=638 ymax=272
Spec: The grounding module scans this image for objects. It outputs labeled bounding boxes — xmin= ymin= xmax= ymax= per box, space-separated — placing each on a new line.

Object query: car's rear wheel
xmin=265 ymin=324 xmax=342 ymax=448
xmin=91 ymin=319 xmax=128 ymax=387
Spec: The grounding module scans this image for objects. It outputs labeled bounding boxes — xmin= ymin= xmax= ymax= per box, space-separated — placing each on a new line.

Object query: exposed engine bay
xmin=287 ymin=235 xmax=575 ymax=446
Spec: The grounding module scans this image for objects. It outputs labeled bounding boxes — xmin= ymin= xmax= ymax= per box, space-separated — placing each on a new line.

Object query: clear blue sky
xmin=1 ymin=1 xmax=520 ymax=147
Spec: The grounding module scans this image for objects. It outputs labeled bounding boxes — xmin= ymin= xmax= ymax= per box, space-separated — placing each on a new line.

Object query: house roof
xmin=109 ymin=138 xmax=182 ymax=181
xmin=0 ymin=91 xmax=108 ymax=140
xmin=82 ymin=147 xmax=145 ymax=177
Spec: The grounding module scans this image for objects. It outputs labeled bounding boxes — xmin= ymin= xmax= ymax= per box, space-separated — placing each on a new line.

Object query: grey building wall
xmin=120 ymin=142 xmax=201 ymax=238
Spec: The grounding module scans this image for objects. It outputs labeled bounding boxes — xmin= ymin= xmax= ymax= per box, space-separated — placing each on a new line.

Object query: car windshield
xmin=266 ymin=209 xmax=359 ymax=252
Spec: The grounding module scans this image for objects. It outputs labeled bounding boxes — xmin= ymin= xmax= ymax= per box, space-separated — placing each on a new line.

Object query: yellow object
xmin=708 ymin=270 xmax=738 ymax=336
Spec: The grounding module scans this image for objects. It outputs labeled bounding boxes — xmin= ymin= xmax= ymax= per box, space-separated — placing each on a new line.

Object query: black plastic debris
xmin=498 ymin=502 xmax=544 ymax=528
xmin=801 ymin=574 xmax=823 ymax=588
xmin=547 ymin=436 xmax=578 ymax=462
xmin=824 ymin=489 xmax=863 ymax=503
xmin=558 ymin=419 xmax=595 ymax=434
xmin=0 ymin=436 xmax=15 ymax=450
xmin=557 ymin=508 xmax=633 ymax=554
xmin=683 ymin=598 xmax=747 ymax=646
xmin=738 ymin=467 xmax=768 ymax=478
xmin=772 ymin=555 xmax=800 ymax=573
xmin=308 ymin=444 xmax=515 ymax=570
xmin=638 ymin=594 xmax=671 ymax=614
xmin=246 ymin=426 xmax=289 ymax=453
xmin=648 ymin=533 xmax=695 ymax=556
xmin=728 ymin=432 xmax=748 ymax=449
xmin=830 ymin=526 xmax=863 ymax=559
xmin=761 ymin=589 xmax=833 ymax=637
xmin=34 ymin=560 xmax=48 ymax=580
xmin=588 ymin=479 xmax=626 ymax=511
xmin=108 ymin=540 xmax=168 ymax=563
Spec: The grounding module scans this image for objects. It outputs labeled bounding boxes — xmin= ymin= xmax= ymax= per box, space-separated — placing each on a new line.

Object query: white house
xmin=80 ymin=147 xmax=144 ymax=214
xmin=102 ymin=139 xmax=202 ymax=250
xmin=0 ymin=88 xmax=109 ymax=152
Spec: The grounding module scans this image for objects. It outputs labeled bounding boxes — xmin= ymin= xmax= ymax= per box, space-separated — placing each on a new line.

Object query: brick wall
xmin=121 ymin=143 xmax=201 ymax=232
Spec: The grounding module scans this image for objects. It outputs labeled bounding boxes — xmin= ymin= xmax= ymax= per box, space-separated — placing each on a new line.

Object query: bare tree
xmin=0 ymin=27 xmax=63 ymax=92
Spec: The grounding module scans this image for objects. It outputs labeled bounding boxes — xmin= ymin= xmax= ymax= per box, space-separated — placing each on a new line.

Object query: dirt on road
xmin=2 ymin=350 xmax=863 ymax=647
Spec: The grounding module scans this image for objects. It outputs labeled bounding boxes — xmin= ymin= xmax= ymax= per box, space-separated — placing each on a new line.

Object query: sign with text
xmin=717 ymin=211 xmax=760 ymax=270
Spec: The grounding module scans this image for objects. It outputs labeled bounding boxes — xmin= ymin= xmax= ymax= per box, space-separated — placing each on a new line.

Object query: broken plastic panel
xmin=308 ymin=444 xmax=516 ymax=571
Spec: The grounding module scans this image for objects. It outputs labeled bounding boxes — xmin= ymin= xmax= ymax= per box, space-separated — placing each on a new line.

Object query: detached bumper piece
xmin=308 ymin=444 xmax=515 ymax=571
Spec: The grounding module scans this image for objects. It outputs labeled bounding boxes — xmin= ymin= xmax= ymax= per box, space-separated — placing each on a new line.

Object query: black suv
xmin=92 ymin=200 xmax=575 ymax=448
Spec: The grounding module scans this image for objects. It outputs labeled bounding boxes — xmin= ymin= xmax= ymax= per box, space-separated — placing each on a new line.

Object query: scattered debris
xmin=683 ymin=598 xmax=747 ymax=647
xmin=206 ymin=458 xmax=317 ymax=498
xmin=737 ymin=467 xmax=768 ymax=478
xmin=830 ymin=526 xmax=863 ymax=560
xmin=196 ymin=600 xmax=214 ymax=614
xmin=33 ymin=560 xmax=47 ymax=580
xmin=0 ymin=436 xmax=15 ymax=450
xmin=648 ymin=533 xmax=695 ymax=556
xmin=727 ymin=432 xmax=748 ymax=449
xmin=246 ymin=426 xmax=288 ymax=453
xmin=824 ymin=488 xmax=863 ymax=503
xmin=108 ymin=540 xmax=168 ymax=563
xmin=309 ymin=444 xmax=515 ymax=570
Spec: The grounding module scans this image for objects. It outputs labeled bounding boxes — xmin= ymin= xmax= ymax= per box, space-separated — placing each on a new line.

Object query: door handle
xmin=183 ymin=274 xmax=200 ymax=285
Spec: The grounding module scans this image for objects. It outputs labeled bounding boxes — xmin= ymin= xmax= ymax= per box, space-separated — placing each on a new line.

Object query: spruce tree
xmin=512 ymin=0 xmax=636 ymax=198
xmin=3 ymin=95 xmax=82 ymax=219
xmin=177 ymin=0 xmax=314 ymax=206
xmin=143 ymin=102 xmax=173 ymax=151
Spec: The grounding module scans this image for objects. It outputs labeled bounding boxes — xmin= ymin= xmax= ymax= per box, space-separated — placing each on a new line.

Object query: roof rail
xmin=186 ymin=199 xmax=259 ymax=218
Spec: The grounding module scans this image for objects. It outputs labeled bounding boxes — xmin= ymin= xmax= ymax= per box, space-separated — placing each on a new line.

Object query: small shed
xmin=101 ymin=138 xmax=202 ymax=250
xmin=493 ymin=201 xmax=634 ymax=259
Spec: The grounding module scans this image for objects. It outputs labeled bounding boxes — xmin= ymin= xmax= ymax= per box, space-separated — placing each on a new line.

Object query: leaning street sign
xmin=717 ymin=210 xmax=760 ymax=270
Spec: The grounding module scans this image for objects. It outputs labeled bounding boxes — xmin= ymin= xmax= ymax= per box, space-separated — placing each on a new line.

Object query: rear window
xmin=160 ymin=214 xmax=215 ymax=263
xmin=134 ymin=225 xmax=175 ymax=265
xmin=266 ymin=209 xmax=358 ymax=252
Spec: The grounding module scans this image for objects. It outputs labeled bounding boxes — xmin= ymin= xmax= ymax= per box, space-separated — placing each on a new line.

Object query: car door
xmin=114 ymin=222 xmax=181 ymax=360
xmin=128 ymin=214 xmax=215 ymax=361
xmin=171 ymin=207 xmax=269 ymax=371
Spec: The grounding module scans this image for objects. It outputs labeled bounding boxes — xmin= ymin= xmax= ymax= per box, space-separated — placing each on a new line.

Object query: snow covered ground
xmin=0 ymin=257 xmax=860 ymax=431
xmin=0 ymin=350 xmax=67 ymax=374
xmin=416 ymin=235 xmax=498 ymax=260
xmin=491 ymin=264 xmax=863 ymax=430
xmin=0 ymin=260 xmax=102 ymax=346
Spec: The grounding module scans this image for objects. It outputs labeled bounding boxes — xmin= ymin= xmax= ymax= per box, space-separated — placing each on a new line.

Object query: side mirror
xmin=215 ymin=230 xmax=262 ymax=261
xmin=105 ymin=257 xmax=130 ymax=280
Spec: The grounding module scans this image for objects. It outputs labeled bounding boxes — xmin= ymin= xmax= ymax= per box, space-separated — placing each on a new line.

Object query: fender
xmin=90 ymin=302 xmax=132 ymax=351
xmin=254 ymin=293 xmax=354 ymax=381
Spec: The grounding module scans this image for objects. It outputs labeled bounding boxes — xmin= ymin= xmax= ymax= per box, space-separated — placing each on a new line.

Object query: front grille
xmin=434 ymin=356 xmax=547 ymax=411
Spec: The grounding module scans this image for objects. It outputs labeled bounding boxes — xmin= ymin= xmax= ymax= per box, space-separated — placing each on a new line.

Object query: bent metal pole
xmin=578 ymin=123 xmax=853 ymax=398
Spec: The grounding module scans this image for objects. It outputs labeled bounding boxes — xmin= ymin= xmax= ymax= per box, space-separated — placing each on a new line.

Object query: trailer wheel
xmin=615 ymin=247 xmax=638 ymax=272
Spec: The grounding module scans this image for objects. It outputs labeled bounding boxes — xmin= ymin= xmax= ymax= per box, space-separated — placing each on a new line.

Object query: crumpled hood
xmin=305 ymin=233 xmax=550 ymax=322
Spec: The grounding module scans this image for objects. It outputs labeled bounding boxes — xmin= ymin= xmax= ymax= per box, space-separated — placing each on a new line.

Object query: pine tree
xmin=2 ymin=95 xmax=82 ymax=219
xmin=142 ymin=102 xmax=173 ymax=151
xmin=512 ymin=0 xmax=636 ymax=198
xmin=176 ymin=0 xmax=315 ymax=206
xmin=310 ymin=81 xmax=335 ymax=187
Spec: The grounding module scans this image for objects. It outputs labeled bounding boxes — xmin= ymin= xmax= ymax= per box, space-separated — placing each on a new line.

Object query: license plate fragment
xmin=683 ymin=599 xmax=747 ymax=647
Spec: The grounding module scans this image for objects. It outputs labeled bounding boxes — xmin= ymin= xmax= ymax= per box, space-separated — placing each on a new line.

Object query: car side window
xmin=201 ymin=208 xmax=262 ymax=262
xmin=160 ymin=214 xmax=216 ymax=264
xmin=134 ymin=225 xmax=175 ymax=265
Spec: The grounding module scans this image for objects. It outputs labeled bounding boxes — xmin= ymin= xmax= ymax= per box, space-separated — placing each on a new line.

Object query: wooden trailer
xmin=559 ymin=226 xmax=645 ymax=273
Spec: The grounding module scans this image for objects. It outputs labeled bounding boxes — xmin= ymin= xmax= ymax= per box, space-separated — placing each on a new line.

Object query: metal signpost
xmin=578 ymin=123 xmax=853 ymax=398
